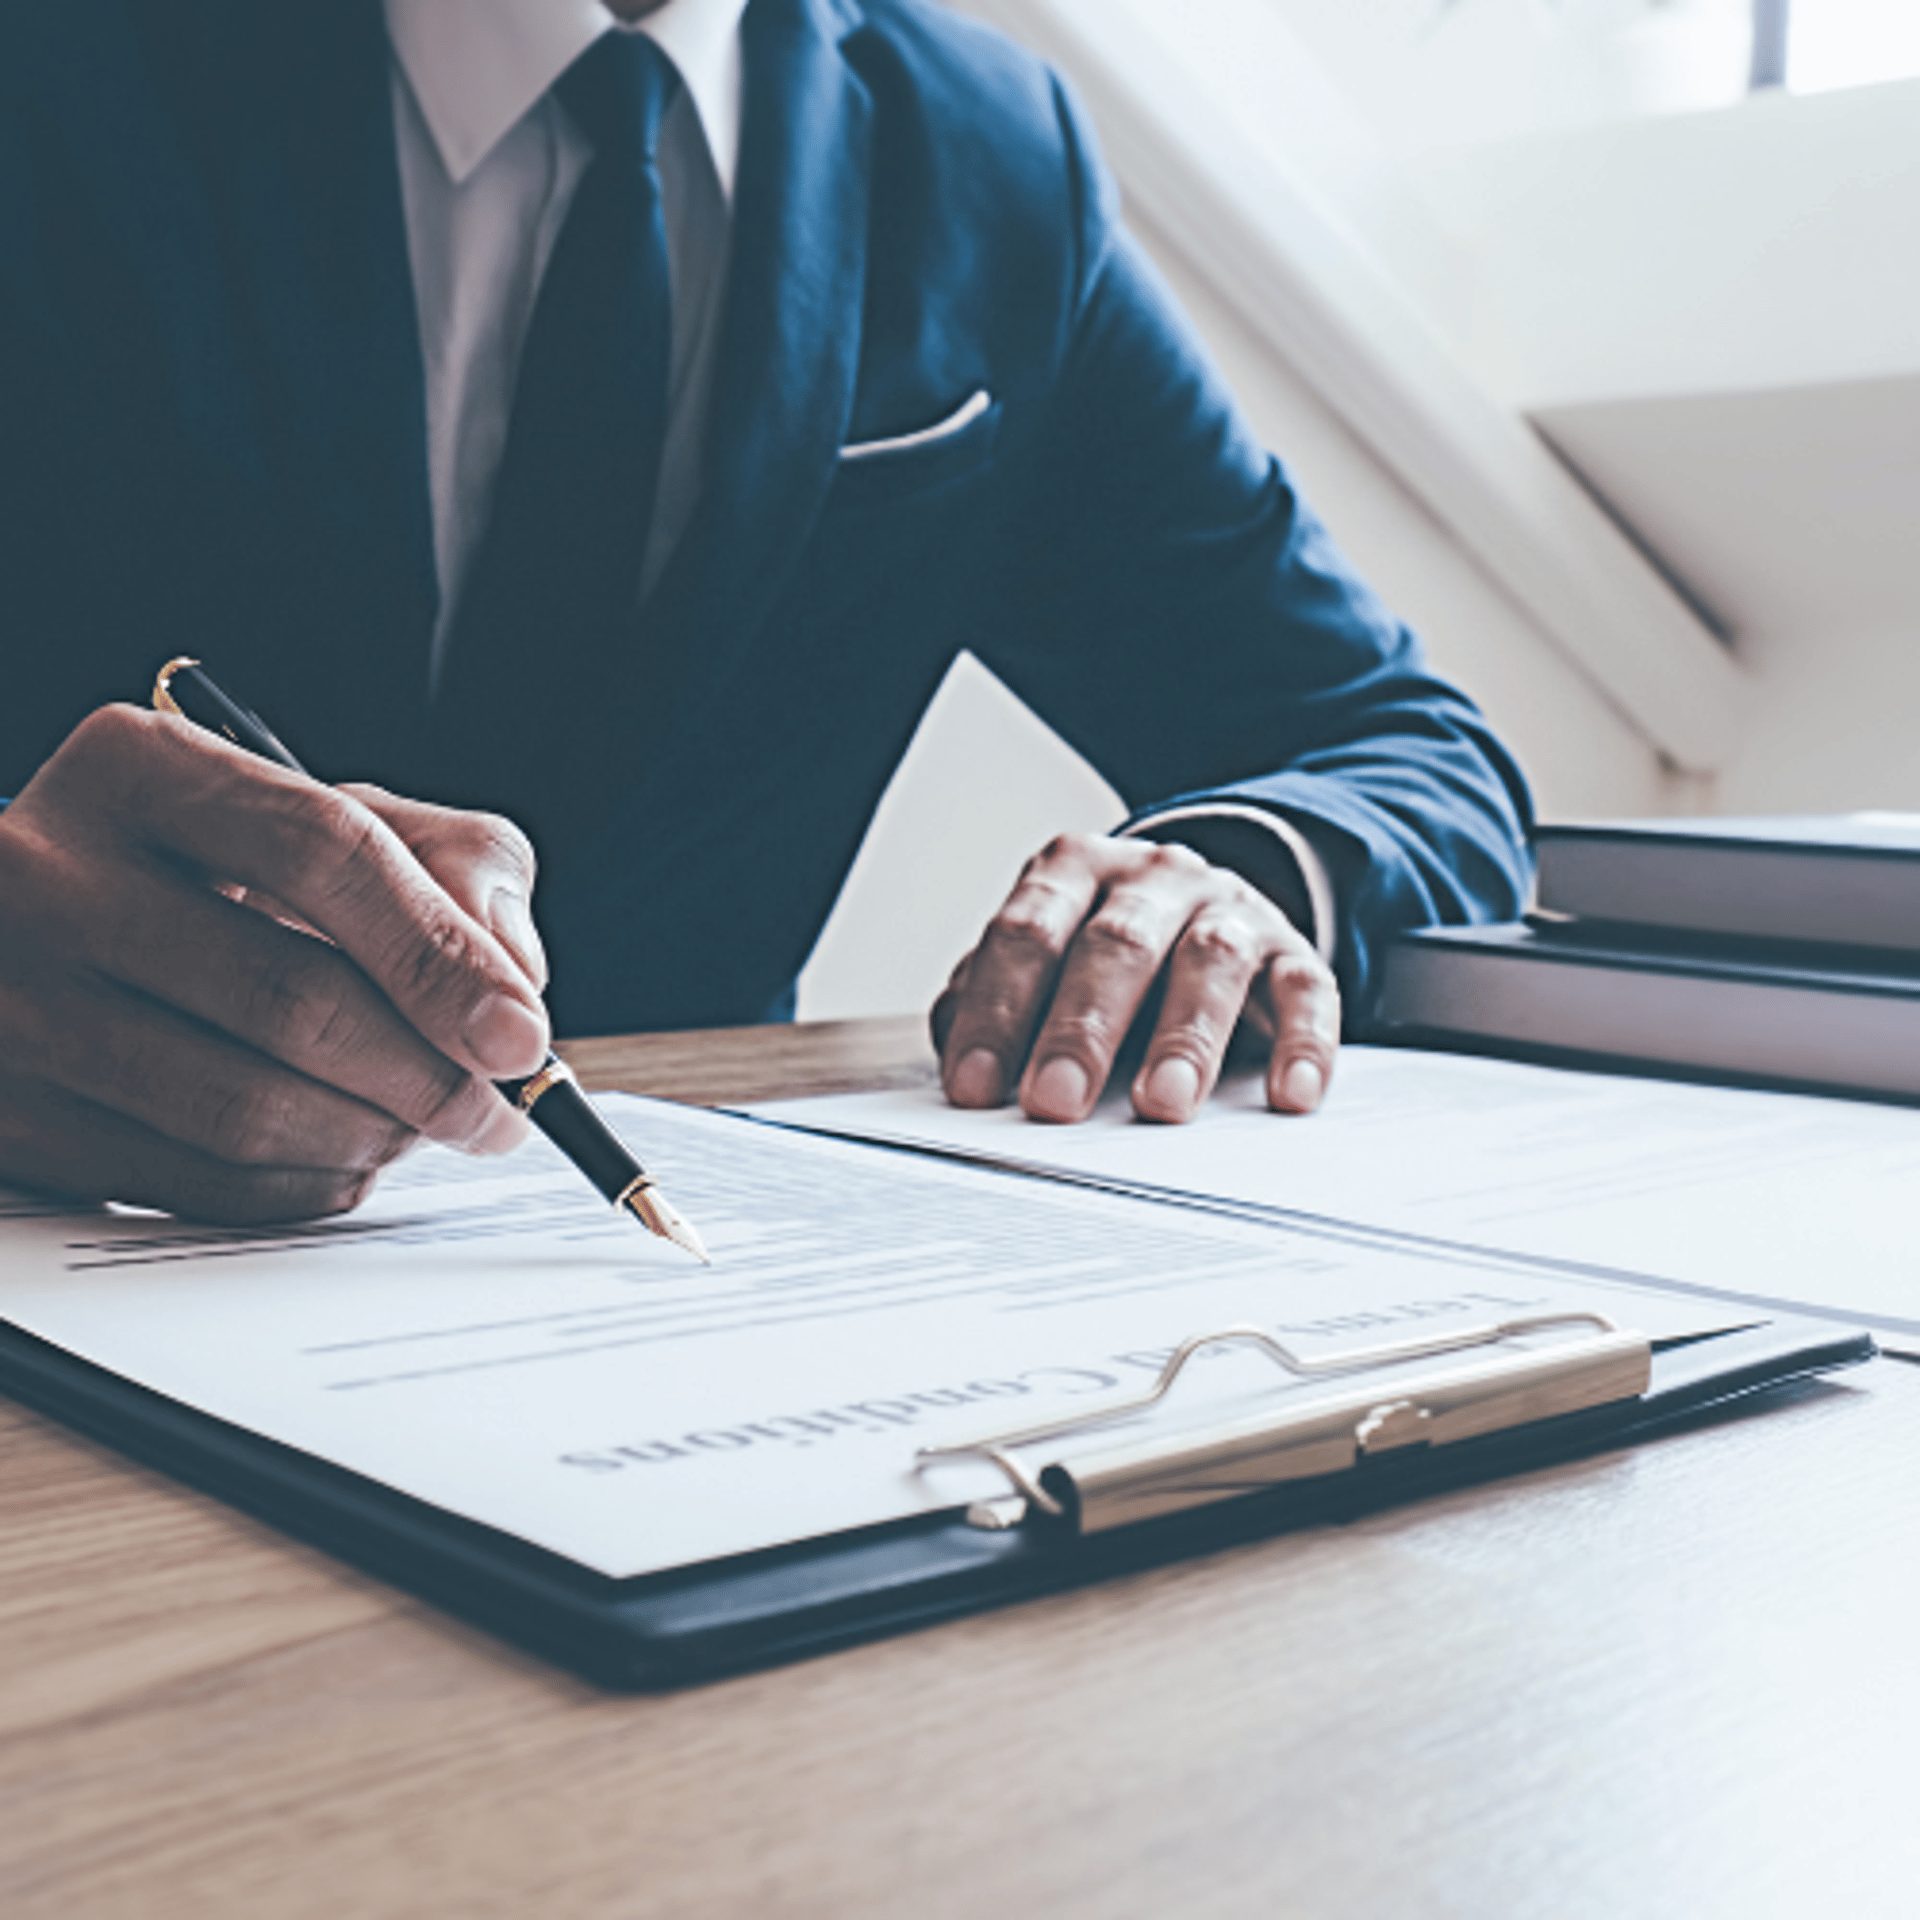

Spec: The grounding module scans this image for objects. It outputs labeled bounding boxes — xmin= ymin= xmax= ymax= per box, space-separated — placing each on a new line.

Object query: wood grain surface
xmin=3 ymin=1021 xmax=1916 ymax=1920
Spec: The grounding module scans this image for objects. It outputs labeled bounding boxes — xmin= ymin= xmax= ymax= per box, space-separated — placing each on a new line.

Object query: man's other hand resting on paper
xmin=934 ymin=832 xmax=1339 ymax=1127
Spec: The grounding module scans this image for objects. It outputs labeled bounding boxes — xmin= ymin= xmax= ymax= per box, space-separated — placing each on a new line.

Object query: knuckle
xmin=1153 ymin=1022 xmax=1226 ymax=1070
xmin=388 ymin=907 xmax=485 ymax=1009
xmin=290 ymin=798 xmax=508 ymax=1023
xmin=1223 ymin=874 xmax=1271 ymax=916
xmin=238 ymin=933 xmax=354 ymax=1057
xmin=295 ymin=789 xmax=387 ymax=885
xmin=297 ymin=977 xmax=378 ymax=1068
xmin=1080 ymin=912 xmax=1161 ymax=967
xmin=1266 ymin=951 xmax=1342 ymax=1049
xmin=1043 ymin=1005 xmax=1122 ymax=1060
xmin=953 ymin=985 xmax=1029 ymax=1036
xmin=1030 ymin=830 xmax=1096 ymax=874
xmin=1182 ymin=913 xmax=1263 ymax=974
xmin=985 ymin=896 xmax=1073 ymax=963
xmin=1143 ymin=840 xmax=1207 ymax=880
xmin=472 ymin=810 xmax=537 ymax=885
xmin=1271 ymin=952 xmax=1334 ymax=999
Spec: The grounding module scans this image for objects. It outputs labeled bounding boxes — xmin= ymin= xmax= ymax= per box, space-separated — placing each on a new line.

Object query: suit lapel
xmin=644 ymin=0 xmax=873 ymax=712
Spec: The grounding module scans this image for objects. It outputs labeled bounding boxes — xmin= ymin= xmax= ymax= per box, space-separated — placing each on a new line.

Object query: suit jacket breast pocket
xmin=830 ymin=389 xmax=1002 ymax=513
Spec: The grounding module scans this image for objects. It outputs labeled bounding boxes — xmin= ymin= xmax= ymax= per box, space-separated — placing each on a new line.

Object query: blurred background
xmin=797 ymin=0 xmax=1920 ymax=1018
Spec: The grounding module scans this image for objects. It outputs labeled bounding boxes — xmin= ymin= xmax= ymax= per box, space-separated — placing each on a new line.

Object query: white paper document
xmin=752 ymin=1047 xmax=1920 ymax=1338
xmin=0 ymin=1094 xmax=1740 ymax=1579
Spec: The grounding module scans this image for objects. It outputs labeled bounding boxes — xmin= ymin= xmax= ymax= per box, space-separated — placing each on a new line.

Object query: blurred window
xmin=1787 ymin=0 xmax=1920 ymax=93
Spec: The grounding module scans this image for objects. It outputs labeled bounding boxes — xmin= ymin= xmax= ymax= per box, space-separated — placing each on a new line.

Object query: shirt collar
xmin=384 ymin=0 xmax=748 ymax=197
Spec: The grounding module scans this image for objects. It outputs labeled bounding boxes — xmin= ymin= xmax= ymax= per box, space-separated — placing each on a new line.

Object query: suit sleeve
xmin=971 ymin=77 xmax=1534 ymax=1017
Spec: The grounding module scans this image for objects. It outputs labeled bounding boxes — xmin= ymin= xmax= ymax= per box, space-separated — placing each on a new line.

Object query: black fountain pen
xmin=152 ymin=658 xmax=711 ymax=1264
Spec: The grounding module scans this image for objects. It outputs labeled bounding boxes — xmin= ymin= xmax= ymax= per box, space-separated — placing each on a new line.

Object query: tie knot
xmin=557 ymin=31 xmax=680 ymax=166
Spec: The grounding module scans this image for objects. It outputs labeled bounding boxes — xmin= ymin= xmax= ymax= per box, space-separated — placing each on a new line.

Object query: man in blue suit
xmin=0 ymin=0 xmax=1531 ymax=1222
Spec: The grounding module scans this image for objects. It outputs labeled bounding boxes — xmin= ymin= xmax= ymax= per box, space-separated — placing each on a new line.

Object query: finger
xmin=928 ymin=951 xmax=973 ymax=1058
xmin=49 ymin=710 xmax=550 ymax=1080
xmin=0 ymin=965 xmax=444 ymax=1173
xmin=47 ymin=853 xmax=526 ymax=1154
xmin=0 ymin=1073 xmax=375 ymax=1226
xmin=1261 ymin=949 xmax=1342 ymax=1114
xmin=1018 ymin=844 xmax=1216 ymax=1123
xmin=346 ymin=784 xmax=548 ymax=993
xmin=1129 ymin=899 xmax=1276 ymax=1124
xmin=938 ymin=835 xmax=1105 ymax=1110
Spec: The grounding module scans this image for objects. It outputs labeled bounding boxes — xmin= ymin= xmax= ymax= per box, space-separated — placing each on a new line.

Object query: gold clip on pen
xmin=152 ymin=657 xmax=711 ymax=1264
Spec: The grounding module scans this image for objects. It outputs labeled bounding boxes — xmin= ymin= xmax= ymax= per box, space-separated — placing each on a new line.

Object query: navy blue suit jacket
xmin=0 ymin=0 xmax=1532 ymax=1034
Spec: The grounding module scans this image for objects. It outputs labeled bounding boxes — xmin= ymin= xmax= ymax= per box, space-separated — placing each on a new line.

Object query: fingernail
xmin=949 ymin=1047 xmax=1005 ymax=1108
xmin=490 ymin=890 xmax=548 ymax=990
xmin=1141 ymin=1056 xmax=1201 ymax=1121
xmin=1281 ymin=1058 xmax=1325 ymax=1112
xmin=1028 ymin=1055 xmax=1090 ymax=1121
xmin=465 ymin=993 xmax=549 ymax=1077
xmin=467 ymin=1097 xmax=532 ymax=1157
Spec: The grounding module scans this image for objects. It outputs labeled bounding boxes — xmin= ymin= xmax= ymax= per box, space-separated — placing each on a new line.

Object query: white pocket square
xmin=839 ymin=388 xmax=993 ymax=463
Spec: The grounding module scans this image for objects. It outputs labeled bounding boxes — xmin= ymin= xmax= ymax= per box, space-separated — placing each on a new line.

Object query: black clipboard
xmin=0 ymin=1312 xmax=1874 ymax=1690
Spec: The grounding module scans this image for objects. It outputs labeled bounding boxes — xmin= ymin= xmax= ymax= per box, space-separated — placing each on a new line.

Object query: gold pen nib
xmin=620 ymin=1178 xmax=712 ymax=1266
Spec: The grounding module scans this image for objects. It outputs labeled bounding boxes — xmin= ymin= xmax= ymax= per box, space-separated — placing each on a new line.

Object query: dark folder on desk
xmin=0 ymin=1308 xmax=1871 ymax=1690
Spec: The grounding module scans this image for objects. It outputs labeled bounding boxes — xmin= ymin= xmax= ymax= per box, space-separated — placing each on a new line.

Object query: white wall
xmin=1717 ymin=618 xmax=1920 ymax=816
xmin=1432 ymin=85 xmax=1920 ymax=824
xmin=1418 ymin=78 xmax=1920 ymax=408
xmin=1130 ymin=210 xmax=1683 ymax=826
xmin=1269 ymin=0 xmax=1754 ymax=158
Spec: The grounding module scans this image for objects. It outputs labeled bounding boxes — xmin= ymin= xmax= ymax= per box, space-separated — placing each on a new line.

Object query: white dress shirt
xmin=384 ymin=0 xmax=746 ymax=680
xmin=380 ymin=0 xmax=1334 ymax=954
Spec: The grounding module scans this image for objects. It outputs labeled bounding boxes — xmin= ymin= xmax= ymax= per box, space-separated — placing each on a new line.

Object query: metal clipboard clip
xmin=916 ymin=1313 xmax=1651 ymax=1534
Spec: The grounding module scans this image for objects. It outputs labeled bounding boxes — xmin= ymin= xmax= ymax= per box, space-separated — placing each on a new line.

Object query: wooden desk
xmin=4 ymin=1019 xmax=1917 ymax=1918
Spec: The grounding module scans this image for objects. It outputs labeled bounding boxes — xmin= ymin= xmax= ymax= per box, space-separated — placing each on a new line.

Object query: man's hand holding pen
xmin=0 ymin=703 xmax=550 ymax=1223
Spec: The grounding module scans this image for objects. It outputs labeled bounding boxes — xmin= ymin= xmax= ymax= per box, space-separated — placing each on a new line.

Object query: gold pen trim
xmin=151 ymin=657 xmax=202 ymax=716
xmin=514 ymin=1058 xmax=578 ymax=1113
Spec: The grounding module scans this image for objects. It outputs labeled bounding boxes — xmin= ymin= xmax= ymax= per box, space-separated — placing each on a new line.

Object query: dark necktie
xmin=432 ymin=32 xmax=681 ymax=836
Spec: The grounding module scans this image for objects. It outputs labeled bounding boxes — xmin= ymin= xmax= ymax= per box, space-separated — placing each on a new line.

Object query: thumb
xmin=343 ymin=784 xmax=549 ymax=994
